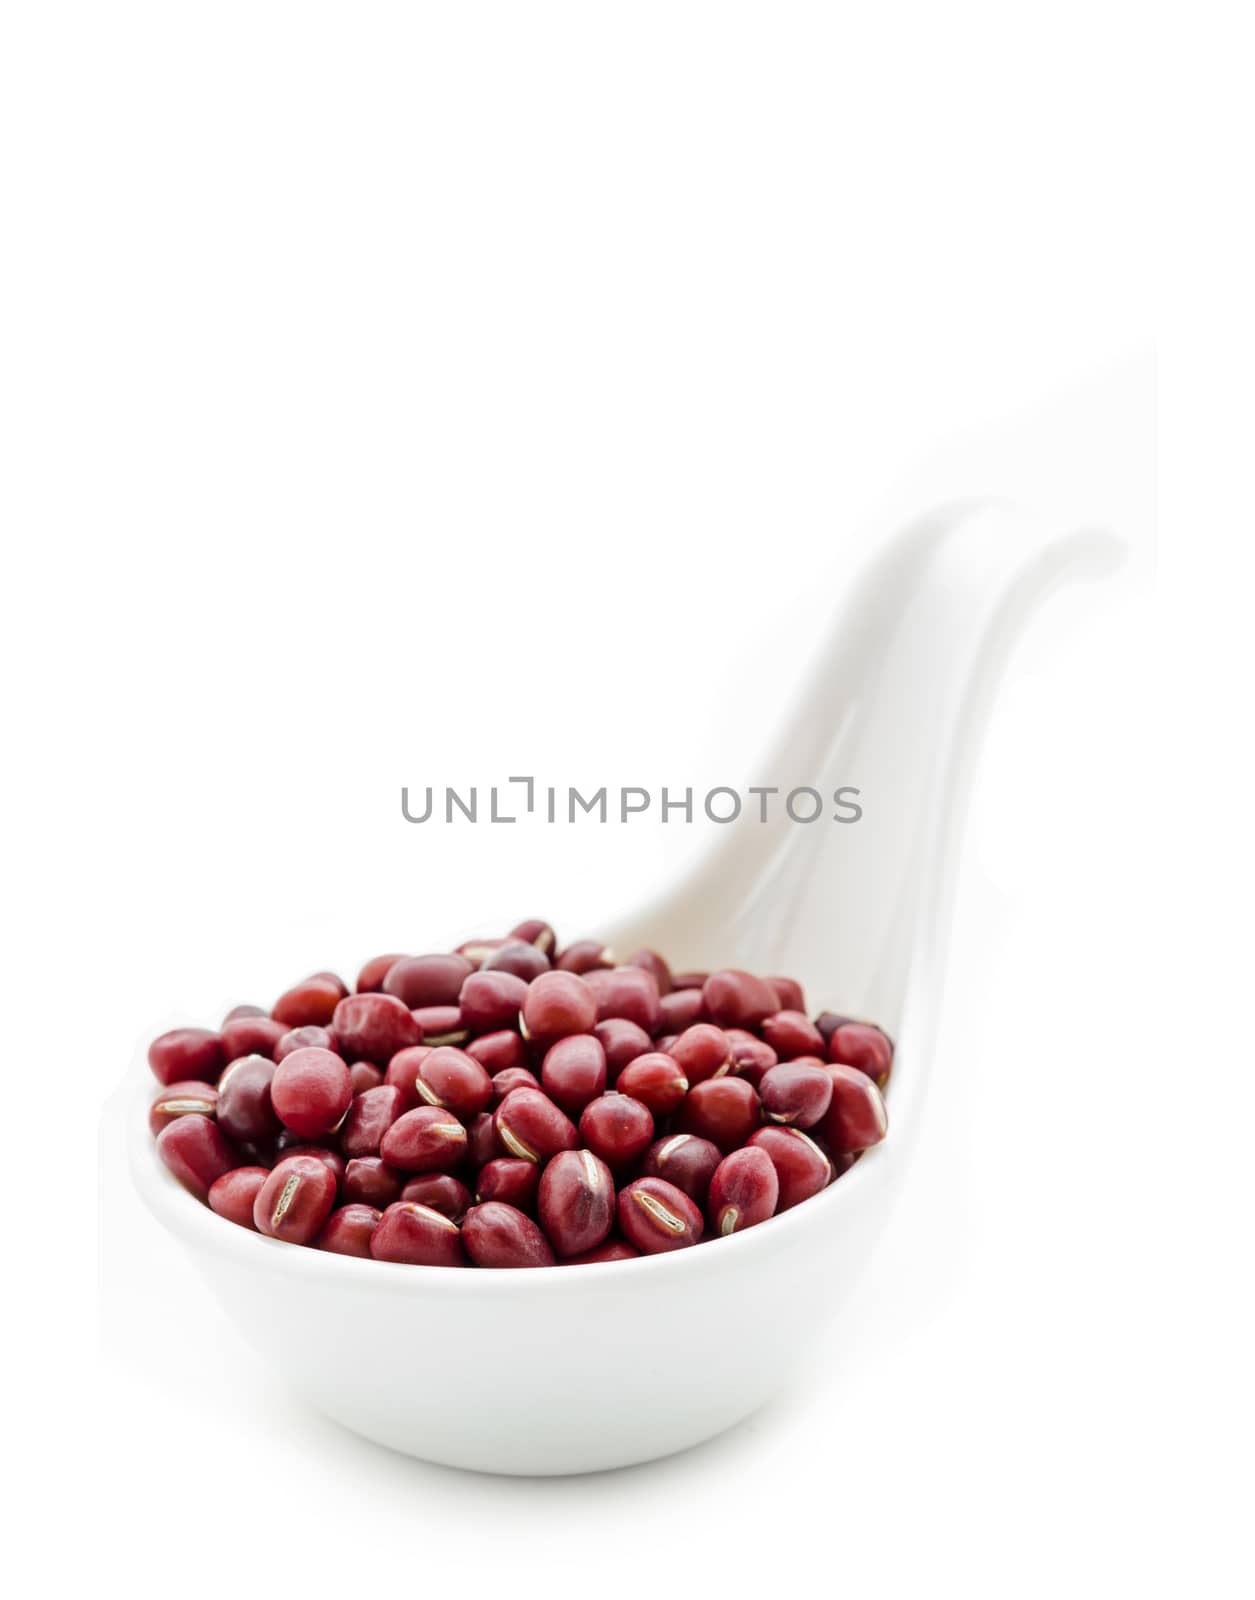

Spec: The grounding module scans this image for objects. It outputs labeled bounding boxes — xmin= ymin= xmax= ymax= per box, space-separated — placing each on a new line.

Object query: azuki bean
xmin=148 ymin=1081 xmax=218 ymax=1138
xmin=747 ymin=1126 xmax=832 ymax=1210
xmin=274 ymin=1025 xmax=337 ymax=1062
xmin=475 ymin=1157 xmax=541 ymax=1214
xmin=317 ymin=1204 xmax=381 ymax=1257
xmin=707 ymin=1147 xmax=779 ymax=1236
xmin=410 ymin=1005 xmax=470 ymax=1047
xmin=274 ymin=1142 xmax=346 ymax=1186
xmin=271 ymin=1047 xmax=352 ymax=1139
xmin=509 ymin=918 xmax=557 ymax=957
xmin=215 ymin=1053 xmax=281 ymax=1143
xmin=583 ymin=967 xmax=662 ymax=1035
xmin=768 ymin=977 xmax=807 ymax=1014
xmin=481 ymin=942 xmax=552 ymax=982
xmin=723 ymin=1028 xmax=778 ymax=1086
xmin=339 ymin=1084 xmax=406 ymax=1159
xmin=540 ymin=1034 xmax=607 ymax=1117
xmin=253 ymin=1154 xmax=338 ymax=1243
xmin=493 ymin=1087 xmax=579 ymax=1164
xmin=624 ymin=948 xmax=673 ymax=996
xmin=617 ymin=1178 xmax=703 ymax=1254
xmin=555 ymin=940 xmax=615 ymax=975
xmin=658 ymin=988 xmax=705 ymax=1033
xmin=701 ymin=969 xmax=778 ymax=1030
xmin=459 ymin=970 xmax=529 ymax=1033
xmin=385 ymin=1045 xmax=432 ymax=1107
xmin=272 ymin=977 xmax=341 ymax=1029
xmin=538 ymin=1149 xmax=615 ymax=1257
xmin=148 ymin=1027 xmax=224 ymax=1086
xmin=578 ymin=1093 xmax=654 ymax=1172
xmin=462 ymin=1203 xmax=555 ymax=1268
xmin=157 ymin=1116 xmax=237 ymax=1200
xmin=614 ymin=1052 xmax=688 ymax=1117
xmin=331 ymin=994 xmax=421 ymax=1065
xmin=411 ymin=1046 xmax=493 ymax=1118
xmin=593 ymin=1018 xmax=654 ymax=1082
xmin=349 ymin=1061 xmax=384 ymax=1095
xmin=491 ymin=1065 xmax=542 ymax=1105
xmin=680 ymin=1076 xmax=761 ymax=1153
xmin=669 ymin=1024 xmax=732 ymax=1085
xmin=819 ymin=1063 xmax=889 ymax=1152
xmin=207 ymin=1166 xmax=268 ymax=1229
xmin=761 ymin=1010 xmax=826 ymax=1060
xmin=466 ymin=1111 xmax=501 ymax=1169
xmin=382 ymin=953 xmax=474 ymax=1009
xmin=520 ymin=971 xmax=597 ymax=1044
xmin=560 ymin=1238 xmax=643 ymax=1265
xmin=398 ymin=1173 xmax=473 ymax=1222
xmin=640 ymin=1133 xmax=722 ymax=1206
xmin=466 ymin=1030 xmax=527 ymax=1075
xmin=371 ymin=1202 xmax=466 ymax=1266
xmin=220 ymin=1015 xmax=287 ymax=1064
xmin=342 ymin=1156 xmax=405 ymax=1209
xmin=379 ymin=1106 xmax=469 ymax=1173
xmin=759 ymin=1062 xmax=834 ymax=1129
xmin=827 ymin=1022 xmax=894 ymax=1085
xmin=356 ymin=953 xmax=406 ymax=993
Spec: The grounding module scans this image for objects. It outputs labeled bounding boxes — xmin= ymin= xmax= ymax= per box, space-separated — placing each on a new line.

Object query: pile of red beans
xmin=148 ymin=919 xmax=891 ymax=1268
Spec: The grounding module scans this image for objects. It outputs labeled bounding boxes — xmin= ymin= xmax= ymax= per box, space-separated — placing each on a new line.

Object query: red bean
xmin=272 ymin=978 xmax=341 ymax=1029
xmin=371 ymin=1202 xmax=466 ymax=1266
xmin=482 ymin=942 xmax=552 ymax=982
xmin=253 ymin=1154 xmax=338 ymax=1243
xmin=466 ymin=1030 xmax=526 ymax=1075
xmin=540 ymin=1034 xmax=607 ymax=1117
xmin=466 ymin=1111 xmax=501 ymax=1169
xmin=274 ymin=1141 xmax=345 ymax=1186
xmin=701 ymin=969 xmax=778 ymax=1030
xmin=658 ymin=988 xmax=705 ymax=1033
xmin=761 ymin=1010 xmax=826 ymax=1060
xmin=560 ymin=1238 xmax=643 ymax=1265
xmin=221 ymin=1015 xmax=287 ymax=1064
xmin=317 ymin=1204 xmax=381 ymax=1257
xmin=459 ymin=970 xmax=529 ymax=1033
xmin=680 ymin=1075 xmax=761 ymax=1153
xmin=491 ymin=1065 xmax=541 ymax=1104
xmin=520 ymin=971 xmax=597 ymax=1044
xmin=538 ymin=1149 xmax=615 ymax=1257
xmin=641 ymin=1133 xmax=722 ymax=1206
xmin=813 ymin=1010 xmax=856 ymax=1046
xmin=593 ymin=1018 xmax=654 ymax=1082
xmin=398 ymin=1173 xmax=472 ymax=1222
xmin=270 ymin=1047 xmax=352 ymax=1139
xmin=462 ymin=1202 xmax=556 ymax=1268
xmin=707 ymin=1147 xmax=779 ymax=1236
xmin=617 ymin=1178 xmax=703 ymax=1254
xmin=382 ymin=953 xmax=474 ymax=1009
xmin=509 ymin=918 xmax=557 ymax=957
xmin=671 ymin=971 xmax=708 ymax=990
xmin=669 ymin=1023 xmax=733 ymax=1085
xmin=759 ymin=1062 xmax=834 ymax=1129
xmin=583 ymin=967 xmax=662 ymax=1034
xmin=724 ymin=1028 xmax=778 ymax=1086
xmin=385 ymin=1044 xmax=432 ymax=1107
xmin=379 ymin=1106 xmax=469 ymax=1173
xmin=411 ymin=1046 xmax=493 ymax=1118
xmin=493 ymin=1087 xmax=579 ymax=1164
xmin=275 ymin=1025 xmax=338 ymax=1061
xmin=769 ymin=977 xmax=807 ymax=1013
xmin=475 ymin=1157 xmax=541 ymax=1213
xmin=208 ymin=1166 xmax=268 ymax=1229
xmin=747 ymin=1126 xmax=832 ymax=1210
xmin=827 ymin=1022 xmax=894 ymax=1085
xmin=148 ymin=1027 xmax=224 ymax=1086
xmin=156 ymin=1116 xmax=237 ymax=1200
xmin=309 ymin=971 xmax=349 ymax=999
xmin=342 ymin=1156 xmax=404 ymax=1209
xmin=555 ymin=940 xmax=615 ymax=975
xmin=148 ymin=1081 xmax=218 ymax=1138
xmin=216 ymin=1053 xmax=281 ymax=1143
xmin=409 ymin=1004 xmax=471 ymax=1046
xmin=578 ymin=1093 xmax=654 ymax=1171
xmin=223 ymin=1003 xmax=267 ymax=1024
xmin=349 ymin=1061 xmax=384 ymax=1095
xmin=340 ymin=1084 xmax=407 ymax=1159
xmin=624 ymin=948 xmax=673 ymax=995
xmin=454 ymin=937 xmax=513 ymax=968
xmin=819 ymin=1064 xmax=889 ymax=1152
xmin=331 ymin=993 xmax=421 ymax=1065
xmin=615 ymin=1052 xmax=688 ymax=1116
xmin=356 ymin=953 xmax=406 ymax=993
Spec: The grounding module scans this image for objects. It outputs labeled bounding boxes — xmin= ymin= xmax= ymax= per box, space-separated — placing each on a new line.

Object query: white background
xmin=1 ymin=3 xmax=1246 ymax=1597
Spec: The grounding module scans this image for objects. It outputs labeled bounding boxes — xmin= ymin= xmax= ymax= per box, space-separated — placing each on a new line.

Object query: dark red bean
xmin=658 ymin=988 xmax=705 ymax=1033
xmin=379 ymin=1106 xmax=469 ymax=1173
xmin=493 ymin=1087 xmax=579 ymax=1164
xmin=593 ymin=1018 xmax=654 ymax=1082
xmin=221 ymin=1015 xmax=287 ymax=1064
xmin=409 ymin=1005 xmax=470 ymax=1046
xmin=271 ymin=1047 xmax=352 ymax=1139
xmin=671 ymin=971 xmax=708 ymax=991
xmin=340 ymin=1084 xmax=407 ymax=1159
xmin=702 ymin=969 xmax=778 ymax=1030
xmin=385 ymin=1045 xmax=432 ymax=1107
xmin=308 ymin=971 xmax=349 ymax=999
xmin=491 ymin=1065 xmax=541 ymax=1104
xmin=680 ymin=1076 xmax=761 ymax=1153
xmin=819 ymin=1064 xmax=889 ymax=1152
xmin=769 ymin=977 xmax=807 ymax=1013
xmin=538 ymin=1149 xmax=615 ymax=1257
xmin=615 ymin=1052 xmax=688 ymax=1116
xmin=555 ymin=940 xmax=615 ymax=975
xmin=342 ymin=1156 xmax=404 ymax=1209
xmin=216 ymin=1053 xmax=281 ymax=1143
xmin=454 ymin=937 xmax=513 ymax=968
xmin=747 ymin=1126 xmax=832 ymax=1210
xmin=583 ymin=967 xmax=662 ymax=1034
xmin=207 ymin=1166 xmax=268 ymax=1229
xmin=509 ymin=918 xmax=557 ymax=957
xmin=761 ymin=1010 xmax=826 ymax=1059
xmin=669 ymin=1024 xmax=733 ymax=1085
xmin=331 ymin=993 xmax=421 ymax=1065
xmin=641 ymin=1133 xmax=722 ymax=1206
xmin=349 ymin=1061 xmax=384 ymax=1095
xmin=148 ymin=1027 xmax=224 ymax=1087
xmin=371 ymin=1202 xmax=466 ymax=1266
xmin=520 ymin=971 xmax=597 ymax=1044
xmin=459 ymin=970 xmax=529 ymax=1033
xmin=827 ymin=1022 xmax=894 ymax=1085
xmin=356 ymin=953 xmax=406 ymax=993
xmin=624 ymin=948 xmax=673 ymax=996
xmin=411 ymin=1046 xmax=493 ymax=1117
xmin=540 ymin=1034 xmax=607 ymax=1117
xmin=274 ymin=1141 xmax=345 ymax=1186
xmin=398 ymin=1173 xmax=472 ymax=1221
xmin=462 ymin=1202 xmax=555 ymax=1268
xmin=253 ymin=1154 xmax=338 ymax=1243
xmin=724 ymin=1028 xmax=778 ymax=1086
xmin=482 ymin=942 xmax=552 ymax=982
xmin=466 ymin=1030 xmax=526 ymax=1075
xmin=317 ymin=1204 xmax=381 ymax=1257
xmin=707 ymin=1147 xmax=779 ymax=1237
xmin=156 ymin=1116 xmax=237 ymax=1200
xmin=382 ymin=953 xmax=474 ymax=1009
xmin=578 ymin=1093 xmax=654 ymax=1172
xmin=617 ymin=1178 xmax=702 ymax=1254
xmin=223 ymin=1003 xmax=267 ymax=1024
xmin=813 ymin=1011 xmax=857 ymax=1046
xmin=759 ymin=1062 xmax=834 ymax=1129
xmin=148 ymin=1081 xmax=218 ymax=1138
xmin=275 ymin=1025 xmax=338 ymax=1062
xmin=475 ymin=1157 xmax=540 ymax=1213
xmin=466 ymin=1111 xmax=501 ymax=1169
xmin=560 ymin=1238 xmax=643 ymax=1265
xmin=272 ymin=977 xmax=341 ymax=1029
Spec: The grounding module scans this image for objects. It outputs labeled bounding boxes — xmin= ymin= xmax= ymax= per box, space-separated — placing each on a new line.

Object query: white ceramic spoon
xmin=130 ymin=500 xmax=1121 ymax=1476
